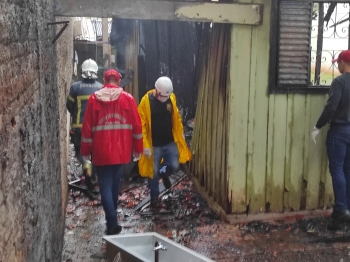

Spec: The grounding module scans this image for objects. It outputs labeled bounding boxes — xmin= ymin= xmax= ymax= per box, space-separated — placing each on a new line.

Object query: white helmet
xmin=81 ymin=59 xmax=98 ymax=79
xmin=155 ymin=76 xmax=173 ymax=96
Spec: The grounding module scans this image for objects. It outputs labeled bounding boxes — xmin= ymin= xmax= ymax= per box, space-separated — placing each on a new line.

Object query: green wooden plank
xmin=266 ymin=95 xmax=275 ymax=211
xmin=266 ymin=95 xmax=287 ymax=212
xmin=302 ymin=94 xmax=311 ymax=210
xmin=305 ymin=95 xmax=327 ymax=209
xmin=289 ymin=95 xmax=307 ymax=211
xmin=246 ymin=0 xmax=271 ymax=213
xmin=324 ymin=167 xmax=334 ymax=208
xmin=284 ymin=94 xmax=293 ymax=211
xmin=320 ymin=95 xmax=334 ymax=208
xmin=227 ymin=23 xmax=252 ymax=213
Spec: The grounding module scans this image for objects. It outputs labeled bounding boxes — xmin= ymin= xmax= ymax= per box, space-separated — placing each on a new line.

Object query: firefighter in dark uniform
xmin=66 ymin=58 xmax=103 ymax=190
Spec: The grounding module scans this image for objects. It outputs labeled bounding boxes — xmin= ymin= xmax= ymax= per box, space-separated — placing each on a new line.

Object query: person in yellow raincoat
xmin=138 ymin=76 xmax=192 ymax=208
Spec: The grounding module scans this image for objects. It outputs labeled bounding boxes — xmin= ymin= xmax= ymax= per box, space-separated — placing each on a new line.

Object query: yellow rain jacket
xmin=138 ymin=90 xmax=192 ymax=178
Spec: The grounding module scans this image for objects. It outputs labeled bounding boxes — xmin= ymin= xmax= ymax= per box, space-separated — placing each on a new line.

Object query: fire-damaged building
xmin=0 ymin=0 xmax=347 ymax=261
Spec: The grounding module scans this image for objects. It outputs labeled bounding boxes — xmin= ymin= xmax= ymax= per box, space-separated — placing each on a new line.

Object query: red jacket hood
xmin=94 ymin=84 xmax=122 ymax=102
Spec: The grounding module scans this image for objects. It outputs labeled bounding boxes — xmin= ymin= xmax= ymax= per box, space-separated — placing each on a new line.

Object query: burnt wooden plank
xmin=208 ymin=24 xmax=220 ymax=197
xmin=157 ymin=21 xmax=171 ymax=77
xmin=142 ymin=21 xmax=159 ymax=92
xmin=169 ymin=21 xmax=199 ymax=121
xmin=54 ymin=0 xmax=263 ymax=25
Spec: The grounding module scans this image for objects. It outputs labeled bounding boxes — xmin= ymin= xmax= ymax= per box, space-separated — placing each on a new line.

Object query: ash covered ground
xmin=62 ymin=145 xmax=350 ymax=262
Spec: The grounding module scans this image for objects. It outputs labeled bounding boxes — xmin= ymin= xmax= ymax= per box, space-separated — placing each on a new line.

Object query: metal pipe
xmin=153 ymin=241 xmax=168 ymax=262
xmin=154 ymin=241 xmax=159 ymax=262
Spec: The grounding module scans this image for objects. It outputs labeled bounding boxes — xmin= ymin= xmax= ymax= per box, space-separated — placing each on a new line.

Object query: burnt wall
xmin=0 ymin=0 xmax=73 ymax=261
xmin=110 ymin=19 xmax=201 ymax=122
xmin=140 ymin=20 xmax=201 ymax=122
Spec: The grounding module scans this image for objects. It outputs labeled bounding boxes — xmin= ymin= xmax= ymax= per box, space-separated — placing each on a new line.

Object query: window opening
xmin=270 ymin=1 xmax=350 ymax=94
xmin=311 ymin=3 xmax=350 ymax=86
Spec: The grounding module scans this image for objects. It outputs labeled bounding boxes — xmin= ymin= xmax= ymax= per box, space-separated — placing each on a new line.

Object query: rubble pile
xmin=63 ymin=145 xmax=222 ymax=261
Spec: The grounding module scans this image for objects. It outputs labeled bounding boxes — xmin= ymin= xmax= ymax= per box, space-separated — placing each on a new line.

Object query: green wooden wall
xmin=227 ymin=0 xmax=334 ymax=214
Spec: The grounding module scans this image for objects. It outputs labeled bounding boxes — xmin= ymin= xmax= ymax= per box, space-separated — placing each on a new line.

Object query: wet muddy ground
xmin=62 ymin=147 xmax=350 ymax=262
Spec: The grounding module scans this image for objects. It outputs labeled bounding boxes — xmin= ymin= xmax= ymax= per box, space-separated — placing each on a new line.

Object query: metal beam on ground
xmin=133 ymin=171 xmax=187 ymax=211
xmin=54 ymin=0 xmax=263 ymax=25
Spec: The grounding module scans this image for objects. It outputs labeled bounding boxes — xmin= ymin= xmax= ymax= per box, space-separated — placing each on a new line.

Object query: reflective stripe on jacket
xmin=66 ymin=80 xmax=103 ymax=128
xmin=138 ymin=90 xmax=192 ymax=178
xmin=80 ymin=85 xmax=143 ymax=166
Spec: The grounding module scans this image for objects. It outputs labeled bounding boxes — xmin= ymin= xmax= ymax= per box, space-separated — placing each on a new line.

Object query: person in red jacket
xmin=80 ymin=69 xmax=143 ymax=235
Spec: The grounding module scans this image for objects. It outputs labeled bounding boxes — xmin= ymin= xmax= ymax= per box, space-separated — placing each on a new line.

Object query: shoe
xmin=159 ymin=166 xmax=172 ymax=189
xmin=331 ymin=209 xmax=350 ymax=222
xmin=150 ymin=197 xmax=160 ymax=209
xmin=106 ymin=225 xmax=122 ymax=235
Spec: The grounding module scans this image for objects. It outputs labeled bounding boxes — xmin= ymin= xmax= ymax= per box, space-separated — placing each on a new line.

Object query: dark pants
xmin=96 ymin=165 xmax=123 ymax=231
xmin=326 ymin=125 xmax=350 ymax=211
xmin=73 ymin=129 xmax=84 ymax=165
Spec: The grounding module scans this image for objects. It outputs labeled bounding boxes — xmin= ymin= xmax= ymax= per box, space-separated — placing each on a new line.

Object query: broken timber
xmin=54 ymin=0 xmax=263 ymax=25
xmin=68 ymin=179 xmax=99 ymax=200
xmin=134 ymin=171 xmax=187 ymax=211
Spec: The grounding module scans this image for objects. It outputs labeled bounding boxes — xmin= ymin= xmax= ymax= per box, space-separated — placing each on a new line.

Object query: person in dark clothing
xmin=312 ymin=50 xmax=350 ymax=222
xmin=66 ymin=59 xmax=103 ymax=186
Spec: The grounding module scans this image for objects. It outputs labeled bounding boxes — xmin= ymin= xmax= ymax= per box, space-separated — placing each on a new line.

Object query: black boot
xmin=106 ymin=225 xmax=122 ymax=235
xmin=331 ymin=209 xmax=350 ymax=222
xmin=159 ymin=166 xmax=172 ymax=189
xmin=150 ymin=197 xmax=160 ymax=209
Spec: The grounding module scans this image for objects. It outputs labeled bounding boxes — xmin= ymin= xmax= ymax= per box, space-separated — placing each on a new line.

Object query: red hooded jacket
xmin=80 ymin=84 xmax=143 ymax=166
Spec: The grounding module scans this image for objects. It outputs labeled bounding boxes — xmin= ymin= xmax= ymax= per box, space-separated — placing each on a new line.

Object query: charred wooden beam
xmin=314 ymin=4 xmax=324 ymax=85
xmin=68 ymin=180 xmax=99 ymax=200
xmin=54 ymin=0 xmax=263 ymax=25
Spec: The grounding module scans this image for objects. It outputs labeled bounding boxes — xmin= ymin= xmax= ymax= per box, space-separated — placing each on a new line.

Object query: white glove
xmin=311 ymin=127 xmax=320 ymax=145
xmin=82 ymin=155 xmax=90 ymax=162
xmin=133 ymin=153 xmax=141 ymax=162
xmin=143 ymin=148 xmax=152 ymax=158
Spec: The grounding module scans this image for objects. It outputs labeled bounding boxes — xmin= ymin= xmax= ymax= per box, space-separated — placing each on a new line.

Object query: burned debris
xmin=64 ymin=146 xmax=350 ymax=262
